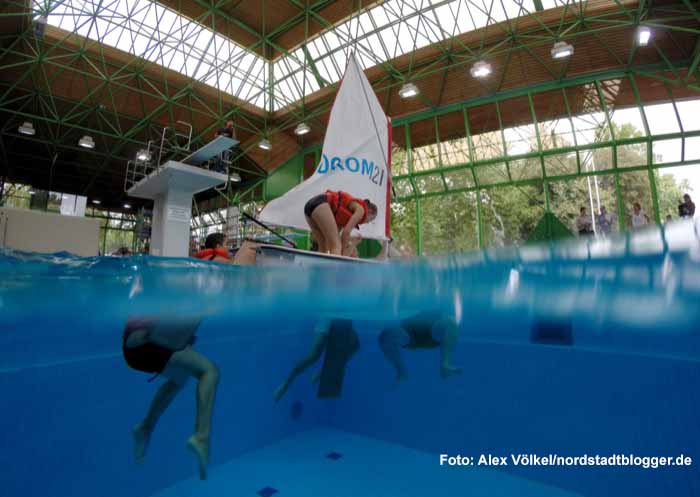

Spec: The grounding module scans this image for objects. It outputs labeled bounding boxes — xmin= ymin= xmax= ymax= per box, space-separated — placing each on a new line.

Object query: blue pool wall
xmin=325 ymin=317 xmax=700 ymax=497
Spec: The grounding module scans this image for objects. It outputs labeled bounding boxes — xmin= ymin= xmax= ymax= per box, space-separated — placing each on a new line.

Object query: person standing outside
xmin=575 ymin=207 xmax=593 ymax=237
xmin=679 ymin=194 xmax=695 ymax=219
xmin=631 ymin=202 xmax=650 ymax=229
xmin=596 ymin=205 xmax=615 ymax=237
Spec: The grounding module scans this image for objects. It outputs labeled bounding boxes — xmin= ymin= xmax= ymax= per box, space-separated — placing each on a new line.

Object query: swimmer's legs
xmin=274 ymin=333 xmax=327 ymax=401
xmin=311 ymin=204 xmax=342 ymax=255
xmin=432 ymin=318 xmax=463 ymax=378
xmin=167 ymin=348 xmax=220 ymax=480
xmin=378 ymin=327 xmax=410 ymax=383
xmin=133 ymin=379 xmax=184 ymax=464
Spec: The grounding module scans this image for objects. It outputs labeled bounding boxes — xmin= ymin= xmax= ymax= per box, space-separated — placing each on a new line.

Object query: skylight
xmin=35 ymin=0 xmax=269 ymax=109
xmin=272 ymin=0 xmax=578 ymax=110
xmin=35 ymin=0 xmax=580 ymax=113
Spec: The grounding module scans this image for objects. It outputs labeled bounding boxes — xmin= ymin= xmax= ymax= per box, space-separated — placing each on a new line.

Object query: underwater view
xmin=2 ymin=220 xmax=700 ymax=497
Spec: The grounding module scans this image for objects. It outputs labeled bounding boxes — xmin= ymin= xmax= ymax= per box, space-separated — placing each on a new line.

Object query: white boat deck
xmin=255 ymin=243 xmax=379 ymax=266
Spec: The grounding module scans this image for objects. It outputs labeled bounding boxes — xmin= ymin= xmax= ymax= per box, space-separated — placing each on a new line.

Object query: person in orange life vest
xmin=193 ymin=232 xmax=258 ymax=265
xmin=303 ymin=190 xmax=378 ymax=256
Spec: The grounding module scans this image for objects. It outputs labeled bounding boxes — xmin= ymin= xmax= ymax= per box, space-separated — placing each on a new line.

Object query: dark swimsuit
xmin=304 ymin=193 xmax=328 ymax=217
xmin=401 ymin=311 xmax=442 ymax=349
xmin=122 ymin=317 xmax=174 ymax=374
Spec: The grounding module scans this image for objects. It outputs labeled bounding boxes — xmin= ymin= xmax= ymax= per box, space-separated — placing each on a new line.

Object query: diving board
xmin=152 ymin=428 xmax=584 ymax=497
xmin=182 ymin=136 xmax=237 ymax=166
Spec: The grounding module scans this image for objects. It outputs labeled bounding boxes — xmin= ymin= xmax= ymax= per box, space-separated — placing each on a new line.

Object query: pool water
xmin=1 ymin=221 xmax=699 ymax=497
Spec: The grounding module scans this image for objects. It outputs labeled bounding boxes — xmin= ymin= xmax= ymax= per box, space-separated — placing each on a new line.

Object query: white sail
xmin=259 ymin=54 xmax=392 ymax=240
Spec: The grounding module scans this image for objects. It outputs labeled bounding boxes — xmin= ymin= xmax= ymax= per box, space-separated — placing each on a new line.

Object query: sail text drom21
xmin=316 ymin=154 xmax=386 ymax=188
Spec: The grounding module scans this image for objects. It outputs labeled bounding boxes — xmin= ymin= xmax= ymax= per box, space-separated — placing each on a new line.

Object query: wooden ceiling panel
xmin=243 ymin=128 xmax=300 ymax=172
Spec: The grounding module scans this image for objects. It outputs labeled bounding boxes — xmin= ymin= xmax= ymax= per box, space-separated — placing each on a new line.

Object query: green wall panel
xmin=264 ymin=155 xmax=304 ymax=201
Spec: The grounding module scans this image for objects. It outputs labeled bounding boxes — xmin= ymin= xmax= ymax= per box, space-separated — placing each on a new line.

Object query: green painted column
xmin=614 ymin=172 xmax=626 ymax=232
xmin=476 ymin=190 xmax=484 ymax=249
xmin=416 ymin=197 xmax=423 ymax=256
xmin=648 ymin=168 xmax=661 ymax=225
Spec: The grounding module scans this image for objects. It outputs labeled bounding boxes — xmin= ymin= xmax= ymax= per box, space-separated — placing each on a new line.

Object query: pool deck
xmin=151 ymin=428 xmax=582 ymax=497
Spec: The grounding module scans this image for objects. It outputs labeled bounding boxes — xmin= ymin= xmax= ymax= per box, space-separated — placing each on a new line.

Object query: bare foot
xmin=132 ymin=423 xmax=151 ymax=464
xmin=273 ymin=383 xmax=288 ymax=402
xmin=186 ymin=435 xmax=210 ymax=480
xmin=441 ymin=364 xmax=463 ymax=379
xmin=392 ymin=371 xmax=408 ymax=387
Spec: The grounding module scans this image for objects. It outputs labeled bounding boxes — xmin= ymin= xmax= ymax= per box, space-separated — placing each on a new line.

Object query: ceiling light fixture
xmin=230 ymin=172 xmax=242 ymax=183
xmin=637 ymin=26 xmax=651 ymax=46
xmin=78 ymin=135 xmax=95 ymax=149
xmin=18 ymin=122 xmax=36 ymax=136
xmin=470 ymin=60 xmax=492 ymax=79
xmin=398 ymin=82 xmax=420 ymax=99
xmin=294 ymin=122 xmax=311 ymax=136
xmin=551 ymin=41 xmax=574 ymax=59
xmin=92 ymin=199 xmax=101 ymax=205
xmin=123 ymin=203 xmax=131 ymax=209
xmin=136 ymin=149 xmax=150 ymax=161
xmin=258 ymin=138 xmax=272 ymax=151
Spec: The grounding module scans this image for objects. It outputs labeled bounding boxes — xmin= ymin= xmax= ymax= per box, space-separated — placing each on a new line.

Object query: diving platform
xmin=126 ymin=136 xmax=237 ymax=257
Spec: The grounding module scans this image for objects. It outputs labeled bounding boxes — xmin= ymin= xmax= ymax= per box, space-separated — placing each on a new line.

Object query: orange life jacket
xmin=325 ymin=190 xmax=368 ymax=228
xmin=194 ymin=248 xmax=229 ymax=261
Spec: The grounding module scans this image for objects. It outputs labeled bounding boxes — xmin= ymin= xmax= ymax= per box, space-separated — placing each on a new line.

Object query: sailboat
xmin=254 ymin=54 xmax=392 ymax=266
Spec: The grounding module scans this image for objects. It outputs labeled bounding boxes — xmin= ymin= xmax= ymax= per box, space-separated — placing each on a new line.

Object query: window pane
xmin=653 ymin=139 xmax=683 ymax=164
xmin=420 ymin=193 xmax=478 ymax=255
xmin=675 ymin=99 xmax=700 ymax=132
xmin=444 ymin=168 xmax=475 ymax=190
xmin=393 ymin=178 xmax=414 ymax=197
xmin=655 ymin=167 xmax=698 ymax=222
xmin=409 ymin=118 xmax=439 ymax=172
xmin=390 ymin=200 xmax=417 ymax=256
xmin=414 ymin=174 xmax=445 ymax=194
xmin=533 ymin=89 xmax=576 ymax=150
xmin=509 ymin=158 xmax=542 ymax=181
xmin=581 ymin=147 xmax=614 ymax=173
xmin=619 ymin=171 xmax=654 ymax=230
xmin=549 ymin=175 xmax=620 ymax=237
xmin=617 ymin=142 xmax=647 ymax=169
xmin=685 ymin=136 xmax=700 ymax=162
xmin=500 ymin=95 xmax=537 ymax=156
xmin=438 ymin=111 xmax=469 ymax=167
xmin=480 ymin=185 xmax=545 ymax=247
xmin=644 ymin=103 xmax=680 ymax=135
xmin=544 ymin=153 xmax=578 ymax=177
xmin=468 ymin=104 xmax=504 ymax=161
xmin=475 ymin=163 xmax=509 ymax=186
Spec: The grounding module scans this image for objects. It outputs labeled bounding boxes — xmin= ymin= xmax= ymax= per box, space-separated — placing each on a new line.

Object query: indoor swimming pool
xmin=1 ymin=220 xmax=699 ymax=497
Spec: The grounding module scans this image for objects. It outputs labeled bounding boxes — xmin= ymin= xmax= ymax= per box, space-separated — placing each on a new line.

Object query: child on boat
xmin=303 ymin=190 xmax=377 ymax=256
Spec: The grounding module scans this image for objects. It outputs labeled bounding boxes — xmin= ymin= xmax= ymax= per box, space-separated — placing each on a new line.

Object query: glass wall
xmin=390 ymin=74 xmax=700 ymax=255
